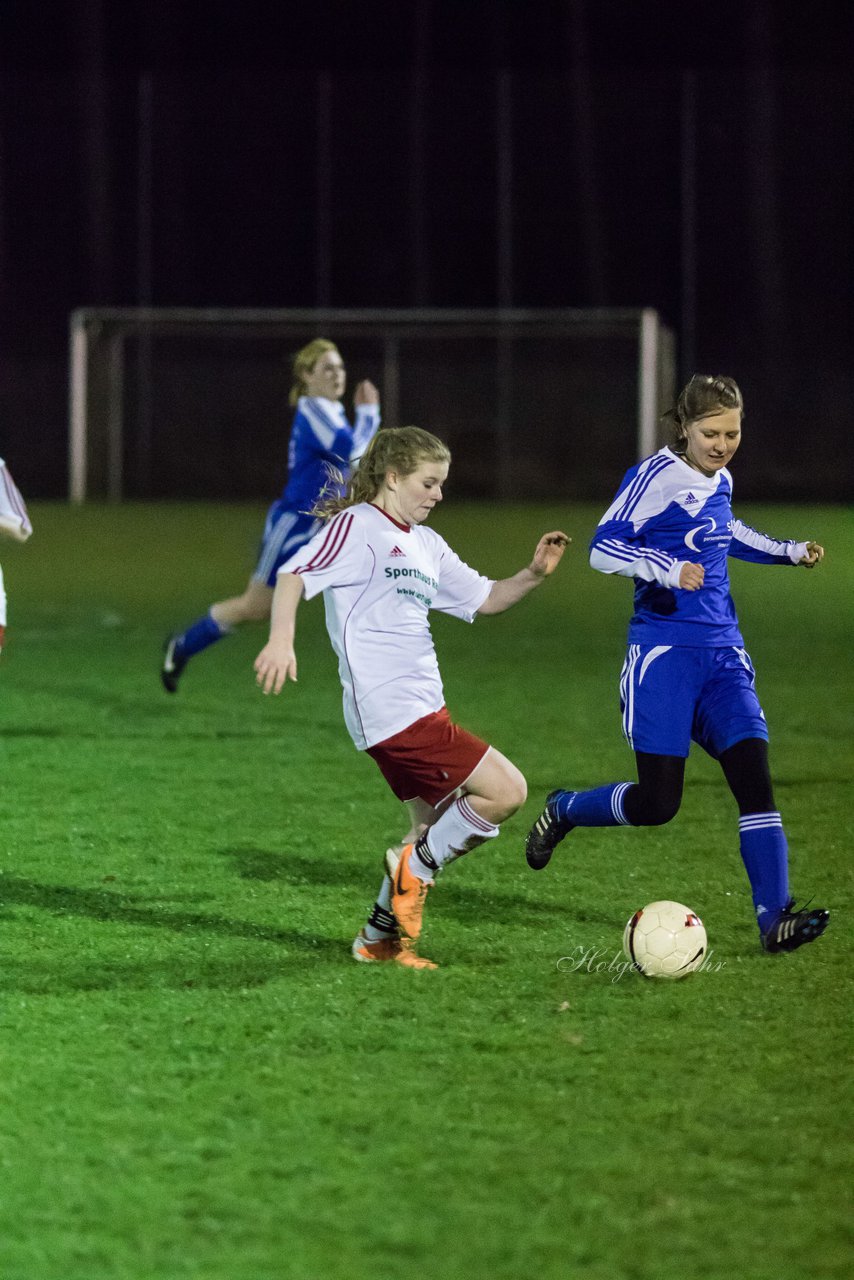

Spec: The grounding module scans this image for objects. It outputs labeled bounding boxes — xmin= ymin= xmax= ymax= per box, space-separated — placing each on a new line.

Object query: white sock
xmin=376 ymin=871 xmax=394 ymax=911
xmin=409 ymin=796 xmax=499 ymax=880
xmin=364 ymin=862 xmax=398 ymax=940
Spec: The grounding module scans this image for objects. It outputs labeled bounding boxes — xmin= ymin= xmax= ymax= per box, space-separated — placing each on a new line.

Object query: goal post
xmin=68 ymin=307 xmax=675 ymax=503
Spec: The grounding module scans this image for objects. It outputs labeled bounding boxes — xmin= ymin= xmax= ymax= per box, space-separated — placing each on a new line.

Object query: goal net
xmin=69 ymin=308 xmax=675 ymax=502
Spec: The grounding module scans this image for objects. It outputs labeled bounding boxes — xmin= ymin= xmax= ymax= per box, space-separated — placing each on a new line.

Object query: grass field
xmin=0 ymin=500 xmax=851 ymax=1280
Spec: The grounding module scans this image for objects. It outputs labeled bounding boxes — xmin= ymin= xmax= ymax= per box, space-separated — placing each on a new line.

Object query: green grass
xmin=0 ymin=500 xmax=851 ymax=1280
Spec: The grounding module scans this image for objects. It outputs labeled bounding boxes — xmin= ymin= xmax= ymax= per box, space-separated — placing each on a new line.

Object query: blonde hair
xmin=289 ymin=338 xmax=340 ymax=406
xmin=663 ymin=374 xmax=744 ymax=451
xmin=313 ymin=426 xmax=451 ymax=520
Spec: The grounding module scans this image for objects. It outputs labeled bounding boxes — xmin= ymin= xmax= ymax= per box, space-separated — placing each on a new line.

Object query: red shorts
xmin=366 ymin=707 xmax=490 ymax=807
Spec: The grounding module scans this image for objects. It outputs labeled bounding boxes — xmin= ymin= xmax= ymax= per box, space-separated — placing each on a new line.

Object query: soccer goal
xmin=68 ymin=307 xmax=674 ymax=502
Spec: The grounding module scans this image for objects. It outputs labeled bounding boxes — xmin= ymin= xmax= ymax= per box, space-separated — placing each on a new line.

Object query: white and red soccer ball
xmin=623 ymin=900 xmax=708 ymax=979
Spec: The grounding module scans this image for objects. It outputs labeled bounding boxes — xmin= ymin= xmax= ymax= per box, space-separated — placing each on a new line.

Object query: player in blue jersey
xmin=160 ymin=338 xmax=380 ymax=691
xmin=525 ymin=374 xmax=829 ymax=954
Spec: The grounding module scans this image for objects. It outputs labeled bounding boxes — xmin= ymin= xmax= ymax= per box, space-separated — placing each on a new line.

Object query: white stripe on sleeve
xmin=590 ymin=539 xmax=683 ymax=588
xmin=730 ymin=518 xmax=805 ymax=563
xmin=300 ymin=398 xmax=344 ymax=451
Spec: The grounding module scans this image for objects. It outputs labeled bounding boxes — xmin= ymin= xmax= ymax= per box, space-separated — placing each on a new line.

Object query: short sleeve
xmin=279 ymin=509 xmax=369 ymax=600
xmin=432 ymin=537 xmax=493 ymax=621
xmin=0 ymin=460 xmax=33 ymax=542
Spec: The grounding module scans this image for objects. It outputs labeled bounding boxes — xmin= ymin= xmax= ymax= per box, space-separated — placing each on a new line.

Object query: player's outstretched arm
xmin=799 ymin=540 xmax=824 ymax=568
xmin=254 ymin=572 xmax=305 ymax=694
xmin=477 ymin=531 xmax=570 ymax=616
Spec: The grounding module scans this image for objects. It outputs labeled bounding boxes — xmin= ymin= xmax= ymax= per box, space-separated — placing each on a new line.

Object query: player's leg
xmin=525 ymin=753 xmax=685 ymax=869
xmin=353 ymin=796 xmax=448 ymax=968
xmin=701 ymin=648 xmax=828 ymax=952
xmin=361 ymin=797 xmax=438 ymax=941
xmin=391 ymin=747 xmax=527 ymax=940
xmin=407 ymin=747 xmax=525 ymax=876
xmin=210 ymin=577 xmax=274 ymax=626
xmin=719 ymin=736 xmax=829 ymax=951
xmin=364 ymin=712 xmax=507 ymax=939
xmin=160 ymin=576 xmax=271 ymax=693
xmin=160 ymin=505 xmax=315 ymax=693
xmin=526 ymin=644 xmax=695 ymax=868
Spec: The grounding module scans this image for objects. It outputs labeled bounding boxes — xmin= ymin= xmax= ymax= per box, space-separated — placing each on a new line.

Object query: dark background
xmin=1 ymin=0 xmax=852 ymax=499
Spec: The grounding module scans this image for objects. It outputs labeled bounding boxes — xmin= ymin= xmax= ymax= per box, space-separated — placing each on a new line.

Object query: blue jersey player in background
xmin=525 ymin=374 xmax=829 ymax=955
xmin=161 ymin=338 xmax=380 ymax=692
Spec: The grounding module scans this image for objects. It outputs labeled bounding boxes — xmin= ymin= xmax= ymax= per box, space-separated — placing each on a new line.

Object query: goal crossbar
xmin=69 ymin=306 xmax=672 ymax=502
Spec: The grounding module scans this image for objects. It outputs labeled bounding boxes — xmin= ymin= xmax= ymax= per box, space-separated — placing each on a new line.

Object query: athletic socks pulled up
xmin=365 ymin=897 xmax=397 ymax=940
xmin=409 ymin=796 xmax=499 ymax=882
xmin=175 ymin=611 xmax=230 ymax=660
xmin=365 ymin=799 xmax=502 ymax=935
xmin=738 ymin=811 xmax=790 ymax=930
xmin=364 ymin=867 xmax=397 ymax=940
xmin=554 ymin=782 xmax=632 ymax=828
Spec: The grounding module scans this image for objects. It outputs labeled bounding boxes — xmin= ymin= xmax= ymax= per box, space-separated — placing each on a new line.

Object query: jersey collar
xmin=663 ymin=446 xmax=724 ymax=489
xmin=369 ymin=503 xmax=411 ymax=532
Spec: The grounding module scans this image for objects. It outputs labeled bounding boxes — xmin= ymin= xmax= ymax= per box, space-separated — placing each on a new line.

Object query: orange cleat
xmin=351 ymin=932 xmax=438 ymax=970
xmin=390 ymin=843 xmax=433 ymax=939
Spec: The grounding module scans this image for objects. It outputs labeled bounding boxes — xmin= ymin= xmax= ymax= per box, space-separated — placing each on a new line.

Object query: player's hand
xmin=799 ymin=541 xmax=824 ymax=568
xmin=530 ymin=531 xmax=570 ymax=578
xmin=679 ymin=562 xmax=705 ymax=590
xmin=254 ymin=643 xmax=298 ymax=695
xmin=354 ymin=380 xmax=380 ymax=407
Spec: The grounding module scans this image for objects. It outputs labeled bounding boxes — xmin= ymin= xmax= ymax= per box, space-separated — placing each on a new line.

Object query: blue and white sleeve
xmin=590 ymin=520 xmax=684 ymax=588
xmin=588 ymin=461 xmax=686 ymax=587
xmin=298 ymin=399 xmax=356 ymax=465
xmin=728 ymin=519 xmax=806 ymax=565
xmin=349 ymin=404 xmax=381 ymax=464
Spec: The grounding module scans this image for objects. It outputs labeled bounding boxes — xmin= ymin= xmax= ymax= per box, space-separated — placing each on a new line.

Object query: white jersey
xmin=281 ymin=502 xmax=493 ymax=749
xmin=0 ymin=458 xmax=33 ymax=632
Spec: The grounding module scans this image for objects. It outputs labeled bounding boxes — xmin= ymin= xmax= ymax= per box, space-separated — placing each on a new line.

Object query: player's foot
xmin=391 ymin=844 xmax=432 ymax=939
xmin=160 ymin=635 xmax=187 ymax=693
xmin=525 ymin=790 xmax=575 ymax=870
xmin=351 ymin=932 xmax=438 ymax=970
xmin=384 ymin=846 xmax=401 ymax=880
xmin=761 ymin=899 xmax=830 ymax=953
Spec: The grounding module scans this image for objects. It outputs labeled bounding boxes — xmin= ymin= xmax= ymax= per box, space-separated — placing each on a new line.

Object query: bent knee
xmin=244 ymin=602 xmax=272 ymax=622
xmin=633 ymin=794 xmax=681 ymax=826
xmin=497 ymin=768 xmax=528 ymax=817
xmin=231 ymin=592 xmax=273 ymax=623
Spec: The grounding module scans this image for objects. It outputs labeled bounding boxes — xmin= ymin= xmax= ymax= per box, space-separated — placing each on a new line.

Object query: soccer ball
xmin=622 ymin=900 xmax=707 ymax=980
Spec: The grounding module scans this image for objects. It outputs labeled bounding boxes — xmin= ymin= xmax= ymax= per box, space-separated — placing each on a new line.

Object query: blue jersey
xmin=250 ymin=396 xmax=379 ymax=588
xmin=589 ymin=447 xmax=807 ymax=647
xmin=281 ymin=396 xmax=380 ymax=513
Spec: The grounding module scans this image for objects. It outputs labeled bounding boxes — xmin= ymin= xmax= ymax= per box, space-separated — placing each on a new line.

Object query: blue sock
xmin=175 ymin=612 xmax=230 ymax=660
xmin=738 ymin=812 xmax=790 ymax=931
xmin=554 ymin=783 xmax=633 ymax=827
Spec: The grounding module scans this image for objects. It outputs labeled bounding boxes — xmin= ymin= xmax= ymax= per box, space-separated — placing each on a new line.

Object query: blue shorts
xmin=619 ymin=644 xmax=768 ymax=759
xmin=253 ymin=504 xmax=322 ymax=587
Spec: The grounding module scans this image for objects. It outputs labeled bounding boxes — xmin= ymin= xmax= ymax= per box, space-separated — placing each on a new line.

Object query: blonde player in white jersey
xmin=255 ymin=426 xmax=568 ymax=969
xmin=0 ymin=457 xmax=33 ymax=655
